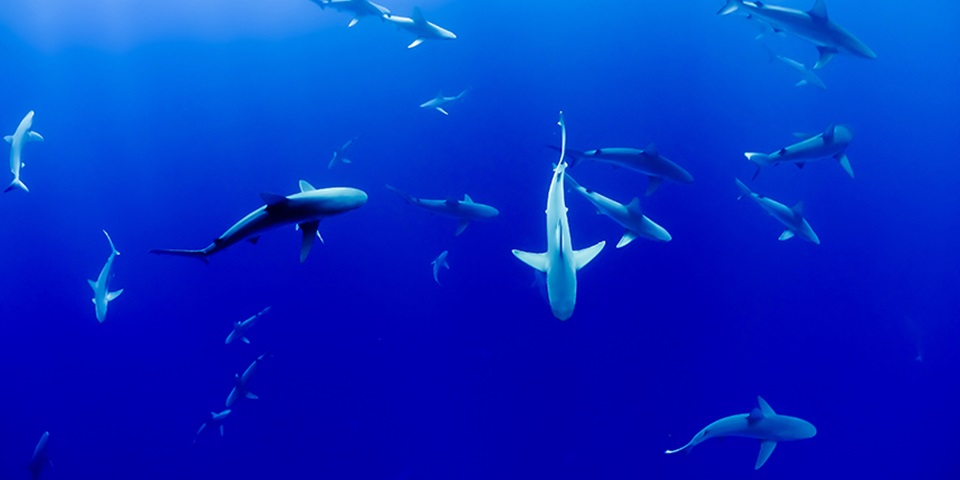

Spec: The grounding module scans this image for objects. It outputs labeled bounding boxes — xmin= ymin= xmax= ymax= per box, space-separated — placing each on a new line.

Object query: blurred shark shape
xmin=329 ymin=136 xmax=358 ymax=169
xmin=193 ymin=409 xmax=232 ymax=445
xmin=4 ymin=110 xmax=43 ymax=193
xmin=419 ymin=89 xmax=467 ymax=116
xmin=310 ymin=0 xmax=391 ymax=27
xmin=549 ymin=143 xmax=693 ymax=196
xmin=226 ymin=353 xmax=269 ymax=408
xmin=226 ymin=306 xmax=271 ymax=345
xmin=88 ymin=230 xmax=124 ymax=323
xmin=745 ymin=124 xmax=854 ymax=179
xmin=565 ymin=174 xmax=672 ymax=248
xmin=735 ymin=178 xmax=820 ymax=245
xmin=386 ymin=185 xmax=498 ymax=236
xmin=385 ymin=7 xmax=457 ymax=49
xmin=431 ymin=250 xmax=450 ymax=285
xmin=28 ymin=431 xmax=51 ymax=480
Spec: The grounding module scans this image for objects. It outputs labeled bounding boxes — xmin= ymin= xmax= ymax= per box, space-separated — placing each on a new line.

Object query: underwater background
xmin=1 ymin=0 xmax=958 ymax=478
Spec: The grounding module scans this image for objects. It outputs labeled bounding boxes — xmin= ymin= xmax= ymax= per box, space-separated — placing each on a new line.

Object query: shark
xmin=512 ymin=112 xmax=606 ymax=321
xmin=226 ymin=353 xmax=269 ymax=408
xmin=28 ymin=431 xmax=51 ymax=480
xmin=431 ymin=250 xmax=450 ymax=285
xmin=564 ymin=174 xmax=672 ymax=248
xmin=718 ymin=0 xmax=877 ymax=69
xmin=775 ymin=54 xmax=826 ymax=90
xmin=193 ymin=409 xmax=232 ymax=445
xmin=385 ymin=7 xmax=457 ymax=49
xmin=550 ymin=143 xmax=693 ymax=196
xmin=666 ymin=396 xmax=817 ymax=470
xmin=226 ymin=306 xmax=271 ymax=345
xmin=420 ymin=90 xmax=467 ymax=116
xmin=386 ymin=185 xmax=498 ymax=236
xmin=329 ymin=136 xmax=358 ymax=169
xmin=4 ymin=110 xmax=43 ymax=193
xmin=88 ymin=230 xmax=124 ymax=324
xmin=735 ymin=178 xmax=820 ymax=244
xmin=309 ymin=0 xmax=391 ymax=27
xmin=745 ymin=123 xmax=854 ymax=179
xmin=150 ymin=181 xmax=367 ymax=263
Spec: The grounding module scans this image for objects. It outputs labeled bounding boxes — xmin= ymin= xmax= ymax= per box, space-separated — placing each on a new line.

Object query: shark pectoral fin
xmin=463 ymin=193 xmax=473 ymax=203
xmin=341 ymin=158 xmax=351 ymax=164
xmin=87 ymin=279 xmax=97 ymax=291
xmin=436 ymin=107 xmax=449 ymax=116
xmin=617 ymin=231 xmax=638 ymax=249
xmin=455 ymin=219 xmax=470 ymax=236
xmin=574 ymin=241 xmax=606 ymax=270
xmin=3 ymin=135 xmax=11 ymax=143
xmin=625 ymin=197 xmax=643 ymax=216
xmin=28 ymin=131 xmax=43 ymax=142
xmin=512 ymin=250 xmax=548 ymax=272
xmin=219 ymin=425 xmax=225 ymax=436
xmin=298 ymin=221 xmax=320 ymax=263
xmin=107 ymin=289 xmax=123 ymax=302
xmin=245 ymin=391 xmax=259 ymax=400
xmin=808 ymin=0 xmax=828 ymax=21
xmin=795 ymin=79 xmax=808 ymax=87
xmin=756 ymin=441 xmax=778 ymax=470
xmin=778 ymin=230 xmax=795 ymax=241
xmin=645 ymin=176 xmax=663 ymax=196
xmin=348 ymin=17 xmax=359 ymax=27
xmin=407 ymin=37 xmax=425 ymax=49
xmin=836 ymin=152 xmax=854 ymax=178
xmin=242 ymin=337 xmax=250 ymax=344
xmin=814 ymin=46 xmax=838 ymax=69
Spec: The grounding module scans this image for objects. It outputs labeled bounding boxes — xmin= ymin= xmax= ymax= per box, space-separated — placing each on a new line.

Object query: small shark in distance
xmin=193 ymin=409 xmax=232 ymax=445
xmin=745 ymin=124 xmax=854 ymax=179
xmin=88 ymin=230 xmax=124 ymax=324
xmin=564 ymin=174 xmax=672 ymax=248
xmin=309 ymin=0 xmax=391 ymax=27
xmin=226 ymin=306 xmax=271 ymax=345
xmin=735 ymin=178 xmax=820 ymax=244
xmin=549 ymin=143 xmax=693 ymax=196
xmin=28 ymin=431 xmax=51 ymax=480
xmin=718 ymin=0 xmax=876 ymax=69
xmin=420 ymin=90 xmax=468 ymax=116
xmin=150 ymin=181 xmax=367 ymax=263
xmin=329 ymin=136 xmax=358 ymax=169
xmin=431 ymin=250 xmax=450 ymax=285
xmin=774 ymin=55 xmax=826 ymax=90
xmin=226 ymin=353 xmax=269 ymax=408
xmin=384 ymin=7 xmax=457 ymax=49
xmin=666 ymin=396 xmax=817 ymax=470
xmin=386 ymin=185 xmax=498 ymax=236
xmin=4 ymin=110 xmax=43 ymax=193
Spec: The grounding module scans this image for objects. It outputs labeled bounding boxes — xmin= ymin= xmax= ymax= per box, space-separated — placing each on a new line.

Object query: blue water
xmin=1 ymin=0 xmax=958 ymax=478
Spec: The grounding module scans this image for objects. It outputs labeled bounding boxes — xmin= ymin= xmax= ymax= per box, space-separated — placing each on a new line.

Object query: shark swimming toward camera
xmin=150 ymin=181 xmax=367 ymax=263
xmin=431 ymin=250 xmax=450 ymax=285
xmin=329 ymin=136 xmax=358 ymax=169
xmin=193 ymin=409 xmax=232 ymax=445
xmin=4 ymin=110 xmax=43 ymax=193
xmin=735 ymin=178 xmax=820 ymax=244
xmin=28 ymin=431 xmax=51 ymax=480
xmin=420 ymin=90 xmax=467 ymax=116
xmin=89 ymin=230 xmax=124 ymax=324
xmin=513 ymin=113 xmax=605 ymax=321
xmin=666 ymin=396 xmax=817 ymax=470
xmin=385 ymin=7 xmax=457 ymax=49
xmin=310 ymin=0 xmax=391 ymax=27
xmin=745 ymin=124 xmax=854 ymax=179
xmin=386 ymin=185 xmax=498 ymax=236
xmin=564 ymin=174 xmax=672 ymax=248
xmin=226 ymin=306 xmax=271 ymax=345
xmin=226 ymin=353 xmax=269 ymax=408
xmin=550 ymin=143 xmax=693 ymax=196
xmin=718 ymin=0 xmax=877 ymax=69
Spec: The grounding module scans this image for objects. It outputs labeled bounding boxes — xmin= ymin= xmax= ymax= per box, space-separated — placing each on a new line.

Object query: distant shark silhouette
xmin=4 ymin=110 xmax=43 ymax=193
xmin=310 ymin=0 xmax=391 ymax=27
xmin=736 ymin=178 xmax=820 ymax=244
xmin=386 ymin=185 xmax=498 ymax=236
xmin=745 ymin=124 xmax=854 ymax=179
xmin=385 ymin=7 xmax=457 ymax=49
xmin=89 ymin=230 xmax=124 ymax=323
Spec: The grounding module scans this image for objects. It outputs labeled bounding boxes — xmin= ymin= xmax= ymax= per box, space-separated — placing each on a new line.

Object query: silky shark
xmin=420 ymin=89 xmax=467 ymax=116
xmin=550 ymin=143 xmax=694 ymax=196
xmin=88 ymin=230 xmax=124 ymax=324
xmin=310 ymin=0 xmax=391 ymax=27
xmin=226 ymin=353 xmax=269 ymax=408
xmin=564 ymin=174 xmax=672 ymax=248
xmin=4 ymin=110 xmax=43 ymax=193
xmin=385 ymin=7 xmax=457 ymax=49
xmin=150 ymin=181 xmax=367 ymax=263
xmin=775 ymin=54 xmax=826 ymax=90
xmin=666 ymin=396 xmax=816 ymax=470
xmin=735 ymin=178 xmax=820 ymax=244
xmin=28 ymin=431 xmax=51 ymax=480
xmin=329 ymin=136 xmax=358 ymax=169
xmin=386 ymin=185 xmax=498 ymax=236
xmin=431 ymin=250 xmax=450 ymax=285
xmin=745 ymin=123 xmax=854 ymax=179
xmin=513 ymin=113 xmax=606 ymax=321
xmin=193 ymin=409 xmax=232 ymax=445
xmin=718 ymin=0 xmax=877 ymax=69
xmin=226 ymin=306 xmax=271 ymax=345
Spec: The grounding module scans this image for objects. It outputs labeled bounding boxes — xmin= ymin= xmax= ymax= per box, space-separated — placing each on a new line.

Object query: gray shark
xmin=775 ymin=55 xmax=826 ymax=89
xmin=385 ymin=7 xmax=457 ymax=49
xmin=88 ymin=230 xmax=124 ymax=324
xmin=745 ymin=123 xmax=854 ymax=179
xmin=718 ymin=0 xmax=877 ymax=69
xmin=565 ymin=174 xmax=672 ymax=248
xmin=310 ymin=0 xmax=391 ymax=27
xmin=150 ymin=181 xmax=367 ymax=263
xmin=4 ymin=110 xmax=43 ymax=193
xmin=735 ymin=178 xmax=820 ymax=244
xmin=666 ymin=396 xmax=816 ymax=470
xmin=329 ymin=136 xmax=358 ymax=169
xmin=386 ymin=185 xmax=498 ymax=236
xmin=226 ymin=306 xmax=271 ymax=345
xmin=431 ymin=250 xmax=450 ymax=285
xmin=193 ymin=409 xmax=232 ymax=445
xmin=226 ymin=353 xmax=269 ymax=408
xmin=28 ymin=431 xmax=51 ymax=480
xmin=513 ymin=113 xmax=605 ymax=321
xmin=551 ymin=143 xmax=693 ymax=196
xmin=420 ymin=90 xmax=467 ymax=116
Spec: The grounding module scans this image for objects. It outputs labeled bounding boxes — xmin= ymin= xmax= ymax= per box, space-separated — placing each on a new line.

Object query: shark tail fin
xmin=385 ymin=184 xmax=416 ymax=204
xmin=5 ymin=177 xmax=28 ymax=193
xmin=717 ymin=0 xmax=742 ymax=15
xmin=149 ymin=248 xmax=211 ymax=264
xmin=665 ymin=439 xmax=697 ymax=455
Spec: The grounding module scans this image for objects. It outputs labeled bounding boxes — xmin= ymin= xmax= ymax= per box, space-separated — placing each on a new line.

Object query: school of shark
xmin=5 ymin=0 xmax=879 ymax=476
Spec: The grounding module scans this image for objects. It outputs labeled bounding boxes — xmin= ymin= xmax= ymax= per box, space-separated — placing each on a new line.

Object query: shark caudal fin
xmin=665 ymin=438 xmax=697 ymax=455
xmin=149 ymin=248 xmax=211 ymax=264
xmin=385 ymin=184 xmax=416 ymax=204
xmin=5 ymin=177 xmax=28 ymax=193
xmin=717 ymin=0 xmax=743 ymax=15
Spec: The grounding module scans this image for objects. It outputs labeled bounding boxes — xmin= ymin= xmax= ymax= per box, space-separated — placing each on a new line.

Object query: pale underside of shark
xmin=310 ymin=0 xmax=391 ymax=27
xmin=745 ymin=123 xmax=854 ymax=179
xmin=735 ymin=178 xmax=820 ymax=244
xmin=666 ymin=396 xmax=817 ymax=469
xmin=89 ymin=230 xmax=124 ymax=324
xmin=384 ymin=7 xmax=457 ymax=49
xmin=551 ymin=143 xmax=694 ymax=196
xmin=4 ymin=110 xmax=43 ymax=193
xmin=386 ymin=184 xmax=499 ymax=236
xmin=431 ymin=250 xmax=450 ymax=285
xmin=420 ymin=90 xmax=467 ymax=116
xmin=150 ymin=181 xmax=367 ymax=263
xmin=226 ymin=353 xmax=268 ymax=408
xmin=564 ymin=173 xmax=672 ymax=248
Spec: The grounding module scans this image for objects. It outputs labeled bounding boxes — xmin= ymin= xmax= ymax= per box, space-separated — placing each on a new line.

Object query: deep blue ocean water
xmin=1 ymin=0 xmax=958 ymax=478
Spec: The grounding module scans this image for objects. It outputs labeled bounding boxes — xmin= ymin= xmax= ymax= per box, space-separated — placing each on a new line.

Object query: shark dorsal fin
xmin=299 ymin=180 xmax=316 ymax=192
xmin=791 ymin=201 xmax=805 ymax=216
xmin=644 ymin=142 xmax=659 ymax=157
xmin=808 ymin=0 xmax=828 ymax=21
xmin=260 ymin=193 xmax=288 ymax=208
xmin=411 ymin=7 xmax=426 ymax=24
xmin=757 ymin=396 xmax=776 ymax=416
xmin=822 ymin=123 xmax=836 ymax=143
xmin=747 ymin=407 xmax=765 ymax=425
xmin=463 ymin=193 xmax=473 ymax=203
xmin=625 ymin=197 xmax=643 ymax=216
